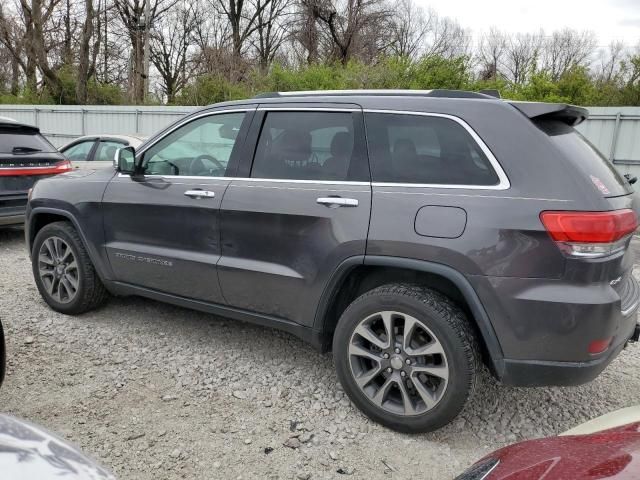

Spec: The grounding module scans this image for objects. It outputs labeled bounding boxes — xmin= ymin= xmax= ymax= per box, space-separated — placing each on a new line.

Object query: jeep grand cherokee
xmin=25 ymin=90 xmax=640 ymax=433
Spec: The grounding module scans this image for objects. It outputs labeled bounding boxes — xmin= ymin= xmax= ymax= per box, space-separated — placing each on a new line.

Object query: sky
xmin=415 ymin=0 xmax=640 ymax=47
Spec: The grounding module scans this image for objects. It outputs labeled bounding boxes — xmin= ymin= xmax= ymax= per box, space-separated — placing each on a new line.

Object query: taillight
xmin=54 ymin=160 xmax=73 ymax=172
xmin=0 ymin=159 xmax=73 ymax=176
xmin=540 ymin=209 xmax=638 ymax=258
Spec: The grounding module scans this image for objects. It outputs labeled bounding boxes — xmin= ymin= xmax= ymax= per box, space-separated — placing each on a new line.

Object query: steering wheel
xmin=189 ymin=155 xmax=225 ymax=176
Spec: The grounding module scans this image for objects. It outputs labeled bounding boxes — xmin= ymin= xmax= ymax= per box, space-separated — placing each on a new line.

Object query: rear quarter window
xmin=365 ymin=113 xmax=500 ymax=186
xmin=535 ymin=120 xmax=631 ymax=197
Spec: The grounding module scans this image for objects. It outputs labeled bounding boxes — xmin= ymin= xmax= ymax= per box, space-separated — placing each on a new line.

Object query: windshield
xmin=0 ymin=129 xmax=57 ymax=154
xmin=535 ymin=119 xmax=632 ymax=197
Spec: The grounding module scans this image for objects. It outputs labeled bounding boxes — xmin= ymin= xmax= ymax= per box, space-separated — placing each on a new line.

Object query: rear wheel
xmin=333 ymin=283 xmax=480 ymax=433
xmin=32 ymin=221 xmax=109 ymax=314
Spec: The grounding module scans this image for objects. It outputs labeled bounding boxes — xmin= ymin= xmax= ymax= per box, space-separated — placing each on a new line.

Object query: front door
xmin=102 ymin=108 xmax=254 ymax=303
xmin=218 ymin=105 xmax=372 ymax=327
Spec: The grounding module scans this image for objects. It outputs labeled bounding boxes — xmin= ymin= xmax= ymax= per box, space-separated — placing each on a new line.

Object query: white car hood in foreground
xmin=0 ymin=414 xmax=114 ymax=480
xmin=560 ymin=405 xmax=640 ymax=436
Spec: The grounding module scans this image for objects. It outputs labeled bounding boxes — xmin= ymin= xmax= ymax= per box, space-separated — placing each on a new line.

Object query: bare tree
xmin=150 ymin=3 xmax=198 ymax=102
xmin=295 ymin=0 xmax=319 ymax=64
xmin=0 ymin=2 xmax=37 ymax=92
xmin=424 ymin=15 xmax=470 ymax=59
xmin=207 ymin=0 xmax=274 ymax=57
xmin=75 ymin=0 xmax=102 ymax=103
xmin=251 ymin=0 xmax=289 ymax=70
xmin=595 ymin=41 xmax=626 ymax=84
xmin=503 ymin=32 xmax=542 ymax=84
xmin=302 ymin=0 xmax=389 ymax=65
xmin=387 ymin=0 xmax=429 ymax=60
xmin=478 ymin=27 xmax=507 ymax=80
xmin=113 ymin=0 xmax=175 ymax=103
xmin=541 ymin=28 xmax=596 ymax=80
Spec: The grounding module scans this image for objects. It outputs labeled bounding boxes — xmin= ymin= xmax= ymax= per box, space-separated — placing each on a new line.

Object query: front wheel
xmin=32 ymin=221 xmax=109 ymax=315
xmin=333 ymin=284 xmax=480 ymax=433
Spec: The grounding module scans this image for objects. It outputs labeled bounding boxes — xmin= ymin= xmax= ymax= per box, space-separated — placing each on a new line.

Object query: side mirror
xmin=114 ymin=146 xmax=136 ymax=174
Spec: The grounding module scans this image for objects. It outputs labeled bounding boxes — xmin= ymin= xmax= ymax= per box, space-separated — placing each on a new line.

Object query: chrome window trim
xmin=135 ymin=108 xmax=255 ymax=158
xmin=127 ymin=106 xmax=510 ymax=191
xmin=118 ymin=172 xmax=368 ymax=186
xmin=363 ymin=109 xmax=511 ymax=191
xmin=231 ymin=177 xmax=369 ymax=186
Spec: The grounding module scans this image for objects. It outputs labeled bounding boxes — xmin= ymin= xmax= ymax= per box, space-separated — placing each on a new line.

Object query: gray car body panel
xmin=25 ymin=92 xmax=640 ymax=387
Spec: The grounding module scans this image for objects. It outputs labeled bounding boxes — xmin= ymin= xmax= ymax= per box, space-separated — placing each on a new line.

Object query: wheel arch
xmin=28 ymin=207 xmax=110 ymax=282
xmin=314 ymin=256 xmax=505 ymax=378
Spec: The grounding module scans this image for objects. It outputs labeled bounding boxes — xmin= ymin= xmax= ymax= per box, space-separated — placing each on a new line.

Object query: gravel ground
xmin=1 ymin=227 xmax=639 ymax=480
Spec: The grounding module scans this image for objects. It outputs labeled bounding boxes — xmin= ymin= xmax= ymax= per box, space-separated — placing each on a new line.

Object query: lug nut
xmin=383 ymin=353 xmax=390 ymax=359
xmin=400 ymin=371 xmax=406 ymax=377
xmin=386 ymin=367 xmax=393 ymax=373
xmin=394 ymin=348 xmax=401 ymax=354
xmin=405 ymin=359 xmax=411 ymax=365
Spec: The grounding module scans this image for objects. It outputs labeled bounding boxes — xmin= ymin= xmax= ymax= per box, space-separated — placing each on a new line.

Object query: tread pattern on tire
xmin=333 ymin=282 xmax=482 ymax=432
xmin=34 ymin=221 xmax=109 ymax=314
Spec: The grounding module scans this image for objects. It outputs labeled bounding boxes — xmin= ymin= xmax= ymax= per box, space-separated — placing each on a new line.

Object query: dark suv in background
xmin=0 ymin=117 xmax=70 ymax=226
xmin=25 ymin=90 xmax=640 ymax=433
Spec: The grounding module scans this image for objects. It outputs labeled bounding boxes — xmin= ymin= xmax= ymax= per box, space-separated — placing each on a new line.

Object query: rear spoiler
xmin=508 ymin=102 xmax=589 ymax=127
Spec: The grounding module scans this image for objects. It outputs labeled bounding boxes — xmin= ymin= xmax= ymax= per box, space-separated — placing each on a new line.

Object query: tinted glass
xmin=0 ymin=129 xmax=57 ymax=154
xmin=63 ymin=140 xmax=95 ymax=161
xmin=251 ymin=112 xmax=356 ymax=181
xmin=365 ymin=113 xmax=499 ymax=186
xmin=143 ymin=112 xmax=246 ymax=176
xmin=535 ymin=119 xmax=631 ymax=197
xmin=95 ymin=140 xmax=126 ymax=162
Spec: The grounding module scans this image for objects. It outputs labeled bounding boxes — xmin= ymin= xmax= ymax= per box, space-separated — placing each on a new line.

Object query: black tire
xmin=32 ymin=221 xmax=109 ymax=315
xmin=333 ymin=283 xmax=480 ymax=433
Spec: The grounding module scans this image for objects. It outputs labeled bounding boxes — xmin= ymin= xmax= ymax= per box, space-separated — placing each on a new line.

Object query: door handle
xmin=316 ymin=197 xmax=359 ymax=207
xmin=184 ymin=189 xmax=216 ymax=199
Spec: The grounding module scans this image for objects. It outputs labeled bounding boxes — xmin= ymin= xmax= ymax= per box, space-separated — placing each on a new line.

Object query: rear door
xmin=61 ymin=138 xmax=98 ymax=167
xmin=102 ymin=107 xmax=255 ymax=303
xmin=77 ymin=138 xmax=126 ymax=170
xmin=217 ymin=104 xmax=371 ymax=327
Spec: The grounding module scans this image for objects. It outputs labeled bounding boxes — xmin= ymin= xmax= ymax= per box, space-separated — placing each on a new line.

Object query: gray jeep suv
xmin=25 ymin=90 xmax=640 ymax=433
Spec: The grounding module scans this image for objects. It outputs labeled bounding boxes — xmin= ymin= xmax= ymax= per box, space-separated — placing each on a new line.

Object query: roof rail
xmin=254 ymin=89 xmax=495 ymax=99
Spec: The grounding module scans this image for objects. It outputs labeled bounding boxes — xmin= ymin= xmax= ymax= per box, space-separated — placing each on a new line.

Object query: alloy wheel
xmin=38 ymin=236 xmax=79 ymax=304
xmin=348 ymin=311 xmax=449 ymax=416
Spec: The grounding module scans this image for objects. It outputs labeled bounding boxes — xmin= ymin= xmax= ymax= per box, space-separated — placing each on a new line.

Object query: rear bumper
xmin=468 ymin=273 xmax=640 ymax=386
xmin=501 ymin=326 xmax=636 ymax=386
xmin=0 ymin=193 xmax=27 ymax=226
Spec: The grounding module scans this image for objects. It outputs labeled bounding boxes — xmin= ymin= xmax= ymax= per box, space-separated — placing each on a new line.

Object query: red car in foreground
xmin=456 ymin=407 xmax=640 ymax=479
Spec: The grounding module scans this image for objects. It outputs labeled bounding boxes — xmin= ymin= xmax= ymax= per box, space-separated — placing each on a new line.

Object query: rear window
xmin=365 ymin=113 xmax=500 ymax=186
xmin=535 ymin=120 xmax=632 ymax=197
xmin=0 ymin=128 xmax=57 ymax=154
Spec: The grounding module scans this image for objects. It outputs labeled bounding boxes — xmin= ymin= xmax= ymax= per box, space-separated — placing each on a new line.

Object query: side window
xmin=94 ymin=140 xmax=125 ymax=162
xmin=63 ymin=140 xmax=95 ymax=161
xmin=251 ymin=111 xmax=359 ymax=181
xmin=365 ymin=113 xmax=499 ymax=186
xmin=142 ymin=112 xmax=246 ymax=176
